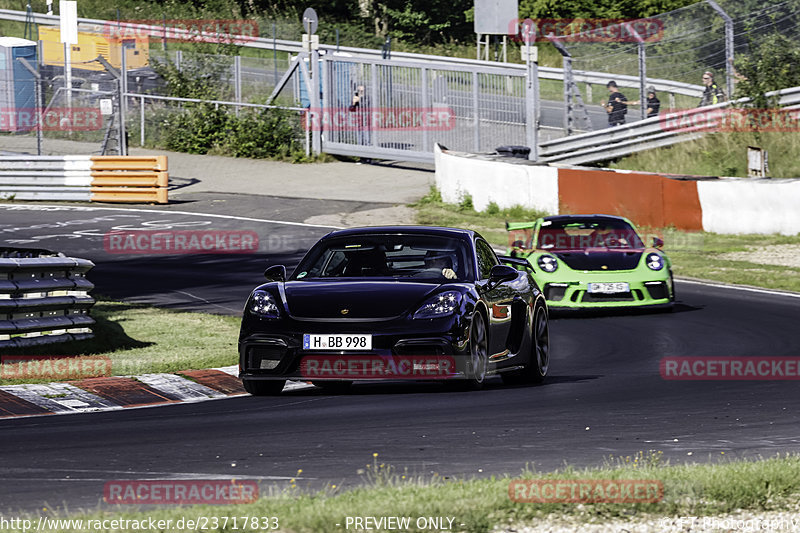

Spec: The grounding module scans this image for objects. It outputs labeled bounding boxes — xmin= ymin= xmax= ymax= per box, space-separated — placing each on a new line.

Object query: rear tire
xmin=242 ymin=379 xmax=285 ymax=396
xmin=502 ymin=301 xmax=549 ymax=385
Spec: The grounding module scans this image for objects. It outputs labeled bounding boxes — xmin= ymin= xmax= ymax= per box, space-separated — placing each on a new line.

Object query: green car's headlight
xmin=646 ymin=253 xmax=664 ymax=271
xmin=537 ymin=254 xmax=558 ymax=273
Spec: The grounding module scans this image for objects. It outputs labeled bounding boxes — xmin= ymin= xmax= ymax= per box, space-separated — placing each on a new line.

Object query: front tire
xmin=242 ymin=379 xmax=285 ymax=396
xmin=464 ymin=312 xmax=489 ymax=390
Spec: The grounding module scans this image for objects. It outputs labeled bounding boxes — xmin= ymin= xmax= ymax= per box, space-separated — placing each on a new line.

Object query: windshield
xmin=537 ymin=219 xmax=644 ymax=250
xmin=292 ymin=234 xmax=473 ymax=282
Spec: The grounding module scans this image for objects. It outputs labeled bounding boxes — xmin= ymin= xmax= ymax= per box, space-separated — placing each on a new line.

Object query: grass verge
xmin=609 ymin=131 xmax=800 ymax=178
xmin=9 ymin=453 xmax=800 ymax=532
xmin=0 ymin=300 xmax=239 ymax=385
xmin=411 ymin=188 xmax=800 ymax=293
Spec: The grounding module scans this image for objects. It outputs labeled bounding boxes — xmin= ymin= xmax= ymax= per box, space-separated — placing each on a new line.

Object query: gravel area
xmin=718 ymin=245 xmax=800 ymax=269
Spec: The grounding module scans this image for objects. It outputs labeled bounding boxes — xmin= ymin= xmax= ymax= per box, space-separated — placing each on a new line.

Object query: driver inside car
xmin=419 ymin=251 xmax=457 ymax=280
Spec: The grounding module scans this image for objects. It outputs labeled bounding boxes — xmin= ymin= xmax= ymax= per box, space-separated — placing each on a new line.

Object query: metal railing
xmin=539 ymin=86 xmax=800 ymax=165
xmin=0 ymin=248 xmax=95 ymax=349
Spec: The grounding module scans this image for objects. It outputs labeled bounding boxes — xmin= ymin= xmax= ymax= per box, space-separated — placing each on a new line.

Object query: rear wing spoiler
xmin=498 ymin=255 xmax=534 ymax=273
xmin=505 ymin=221 xmax=538 ymax=231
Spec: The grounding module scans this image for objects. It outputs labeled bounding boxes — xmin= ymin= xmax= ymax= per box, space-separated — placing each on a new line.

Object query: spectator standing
xmin=600 ymin=81 xmax=628 ymax=127
xmin=617 ymin=86 xmax=660 ymax=118
xmin=699 ymin=71 xmax=726 ymax=107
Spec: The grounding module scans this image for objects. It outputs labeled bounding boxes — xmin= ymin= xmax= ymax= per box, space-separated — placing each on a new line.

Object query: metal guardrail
xmin=0 ymin=248 xmax=95 ymax=349
xmin=0 ymin=155 xmax=169 ymax=203
xmin=0 ymin=8 xmax=704 ymax=98
xmin=539 ymin=86 xmax=800 ymax=165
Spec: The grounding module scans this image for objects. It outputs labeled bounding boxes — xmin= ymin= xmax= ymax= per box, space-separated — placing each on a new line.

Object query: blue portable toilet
xmin=0 ymin=37 xmax=38 ymax=132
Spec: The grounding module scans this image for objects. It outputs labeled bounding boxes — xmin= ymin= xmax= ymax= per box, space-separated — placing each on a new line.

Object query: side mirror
xmin=489 ymin=264 xmax=518 ymax=284
xmin=264 ymin=264 xmax=286 ymax=282
xmin=652 ymin=237 xmax=664 ymax=248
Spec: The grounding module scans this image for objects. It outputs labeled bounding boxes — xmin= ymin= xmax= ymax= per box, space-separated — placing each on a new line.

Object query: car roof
xmin=321 ymin=226 xmax=478 ymax=240
xmin=541 ymin=214 xmax=632 ymax=225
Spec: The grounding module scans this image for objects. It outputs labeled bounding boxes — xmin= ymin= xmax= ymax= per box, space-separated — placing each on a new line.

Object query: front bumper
xmin=540 ymin=276 xmax=673 ymax=308
xmin=238 ymin=315 xmax=473 ymax=381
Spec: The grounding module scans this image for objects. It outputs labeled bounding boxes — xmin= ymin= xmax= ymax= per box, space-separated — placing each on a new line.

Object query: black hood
xmin=282 ymin=280 xmax=440 ymax=319
xmin=553 ymin=250 xmax=643 ymax=271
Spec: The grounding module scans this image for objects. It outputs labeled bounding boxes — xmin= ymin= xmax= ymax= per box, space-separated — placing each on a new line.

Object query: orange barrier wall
xmin=558 ymin=168 xmax=703 ymax=231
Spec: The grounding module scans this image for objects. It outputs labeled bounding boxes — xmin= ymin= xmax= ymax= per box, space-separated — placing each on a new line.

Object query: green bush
xmin=221 ymin=107 xmax=304 ymax=159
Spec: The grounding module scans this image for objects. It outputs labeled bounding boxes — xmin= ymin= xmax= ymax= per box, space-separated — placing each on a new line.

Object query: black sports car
xmin=238 ymin=226 xmax=550 ymax=395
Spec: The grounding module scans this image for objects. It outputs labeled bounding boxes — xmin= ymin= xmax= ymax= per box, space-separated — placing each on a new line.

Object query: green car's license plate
xmin=587 ymin=282 xmax=630 ymax=294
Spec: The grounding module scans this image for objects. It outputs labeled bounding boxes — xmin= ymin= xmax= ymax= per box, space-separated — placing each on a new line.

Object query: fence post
xmin=140 ymin=94 xmax=145 ymax=146
xmin=16 ymin=58 xmax=42 ymax=155
xmin=638 ymin=42 xmax=647 ymax=121
xmin=545 ymin=35 xmax=576 ymax=135
xmin=234 ymin=55 xmax=242 ymax=116
xmin=705 ymin=0 xmax=734 ymax=100
xmin=370 ymin=62 xmax=379 ymax=148
xmin=421 ymin=67 xmax=429 ymax=152
xmin=522 ymin=23 xmax=539 ymax=161
xmin=120 ymin=50 xmax=128 ymax=155
xmin=472 ymin=70 xmax=480 ymax=152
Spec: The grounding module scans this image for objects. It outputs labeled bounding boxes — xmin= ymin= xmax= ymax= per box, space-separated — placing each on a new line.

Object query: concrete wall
xmin=434 ymin=144 xmax=800 ymax=235
xmin=698 ymin=178 xmax=800 ymax=235
xmin=434 ymin=144 xmax=559 ymax=214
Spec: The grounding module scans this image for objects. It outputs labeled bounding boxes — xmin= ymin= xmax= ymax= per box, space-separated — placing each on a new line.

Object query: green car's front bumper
xmin=537 ymin=272 xmax=674 ymax=309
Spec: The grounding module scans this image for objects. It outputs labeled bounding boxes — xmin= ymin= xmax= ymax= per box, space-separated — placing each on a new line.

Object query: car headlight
xmin=537 ymin=254 xmax=558 ymax=273
xmin=248 ymin=289 xmax=281 ymax=319
xmin=646 ymin=253 xmax=664 ymax=271
xmin=413 ymin=291 xmax=462 ymax=319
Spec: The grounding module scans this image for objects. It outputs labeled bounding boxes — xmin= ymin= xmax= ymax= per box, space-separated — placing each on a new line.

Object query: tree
xmin=734 ymin=33 xmax=800 ymax=108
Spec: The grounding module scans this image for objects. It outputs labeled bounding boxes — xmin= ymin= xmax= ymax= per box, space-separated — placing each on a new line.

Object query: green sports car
xmin=506 ymin=214 xmax=674 ymax=309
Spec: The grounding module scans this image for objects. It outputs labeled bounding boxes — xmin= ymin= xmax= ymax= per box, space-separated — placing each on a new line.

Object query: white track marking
xmin=0 ymin=204 xmax=342 ymax=229
xmin=676 ymin=278 xmax=800 ymax=299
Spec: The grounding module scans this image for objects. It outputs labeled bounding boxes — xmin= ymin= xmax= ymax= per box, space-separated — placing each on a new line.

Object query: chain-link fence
xmin=550 ymin=0 xmax=800 ymax=130
xmin=1 ymin=57 xmax=125 ymax=156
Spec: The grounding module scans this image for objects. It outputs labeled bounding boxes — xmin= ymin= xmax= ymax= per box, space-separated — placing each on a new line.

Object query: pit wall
xmin=433 ymin=144 xmax=800 ymax=235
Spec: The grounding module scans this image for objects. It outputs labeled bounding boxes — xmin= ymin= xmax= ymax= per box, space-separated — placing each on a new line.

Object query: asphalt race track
xmin=1 ymin=198 xmax=799 ymax=514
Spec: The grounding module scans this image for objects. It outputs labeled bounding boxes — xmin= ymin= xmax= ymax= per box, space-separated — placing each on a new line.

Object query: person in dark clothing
xmin=600 ymin=81 xmax=627 ymax=127
xmin=645 ymin=86 xmax=660 ymax=118
xmin=618 ymin=86 xmax=660 ymax=118
xmin=699 ymin=71 xmax=726 ymax=107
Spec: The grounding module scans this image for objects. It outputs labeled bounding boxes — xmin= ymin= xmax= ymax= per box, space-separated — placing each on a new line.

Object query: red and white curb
xmin=0 ymin=366 xmax=314 ymax=419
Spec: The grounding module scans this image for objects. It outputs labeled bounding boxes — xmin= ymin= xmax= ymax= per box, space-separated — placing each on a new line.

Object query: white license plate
xmin=303 ymin=334 xmax=372 ymax=351
xmin=587 ymin=282 xmax=630 ymax=294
